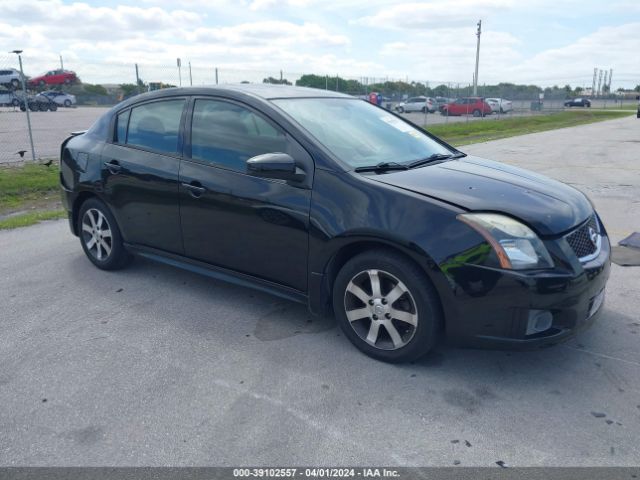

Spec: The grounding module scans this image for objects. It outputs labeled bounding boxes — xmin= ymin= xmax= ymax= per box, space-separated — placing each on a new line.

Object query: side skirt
xmin=124 ymin=243 xmax=308 ymax=305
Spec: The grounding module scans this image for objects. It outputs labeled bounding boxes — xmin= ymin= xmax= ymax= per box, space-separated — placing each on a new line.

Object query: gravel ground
xmin=0 ymin=116 xmax=639 ymax=467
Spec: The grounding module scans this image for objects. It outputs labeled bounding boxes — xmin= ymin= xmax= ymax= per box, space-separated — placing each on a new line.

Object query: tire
xmin=12 ymin=98 xmax=19 ymax=107
xmin=48 ymin=102 xmax=57 ymax=111
xmin=332 ymin=249 xmax=442 ymax=363
xmin=440 ymin=109 xmax=447 ymax=116
xmin=472 ymin=109 xmax=481 ymax=117
xmin=421 ymin=107 xmax=426 ymax=113
xmin=77 ymin=198 xmax=132 ymax=271
xmin=64 ymin=99 xmax=71 ymax=107
xmin=11 ymin=78 xmax=20 ymax=89
xmin=38 ymin=102 xmax=47 ymax=111
xmin=28 ymin=103 xmax=38 ymax=112
xmin=19 ymin=104 xmax=26 ymax=112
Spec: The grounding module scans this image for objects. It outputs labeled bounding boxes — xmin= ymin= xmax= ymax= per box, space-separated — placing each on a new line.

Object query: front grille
xmin=566 ymin=215 xmax=600 ymax=260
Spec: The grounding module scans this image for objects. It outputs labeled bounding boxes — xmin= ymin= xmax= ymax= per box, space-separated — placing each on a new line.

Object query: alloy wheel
xmin=81 ymin=208 xmax=113 ymax=261
xmin=343 ymin=269 xmax=418 ymax=350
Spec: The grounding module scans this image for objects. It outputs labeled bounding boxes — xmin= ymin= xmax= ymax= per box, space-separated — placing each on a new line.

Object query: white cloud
xmin=354 ymin=0 xmax=513 ymax=29
xmin=505 ymin=22 xmax=640 ymax=84
xmin=380 ymin=28 xmax=521 ymax=83
xmin=188 ymin=21 xmax=350 ymax=47
xmin=249 ymin=0 xmax=314 ymax=10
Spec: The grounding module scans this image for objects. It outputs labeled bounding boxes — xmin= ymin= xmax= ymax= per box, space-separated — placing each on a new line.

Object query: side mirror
xmin=246 ymin=153 xmax=305 ymax=183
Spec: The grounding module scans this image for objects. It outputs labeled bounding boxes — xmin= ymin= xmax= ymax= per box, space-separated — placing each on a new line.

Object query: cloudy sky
xmin=1 ymin=0 xmax=638 ymax=88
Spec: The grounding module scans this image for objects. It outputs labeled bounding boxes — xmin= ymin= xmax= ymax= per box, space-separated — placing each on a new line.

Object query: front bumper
xmin=442 ymin=234 xmax=611 ymax=349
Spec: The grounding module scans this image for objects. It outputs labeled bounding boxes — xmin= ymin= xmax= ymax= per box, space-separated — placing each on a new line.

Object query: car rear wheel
xmin=64 ymin=99 xmax=71 ymax=107
xmin=333 ymin=249 xmax=441 ymax=363
xmin=11 ymin=79 xmax=20 ymax=89
xmin=472 ymin=109 xmax=482 ymax=117
xmin=38 ymin=102 xmax=47 ymax=111
xmin=48 ymin=103 xmax=57 ymax=111
xmin=12 ymin=98 xmax=19 ymax=107
xmin=78 ymin=198 xmax=132 ymax=271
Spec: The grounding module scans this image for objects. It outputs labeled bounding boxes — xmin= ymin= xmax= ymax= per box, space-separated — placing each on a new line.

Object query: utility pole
xmin=188 ymin=61 xmax=192 ymax=86
xmin=59 ymin=54 xmax=64 ymax=70
xmin=603 ymin=70 xmax=608 ymax=94
xmin=608 ymin=68 xmax=613 ymax=91
xmin=215 ymin=67 xmax=218 ymax=85
xmin=135 ymin=63 xmax=141 ymax=94
xmin=11 ymin=50 xmax=36 ymax=162
xmin=473 ymin=19 xmax=481 ymax=96
xmin=177 ymin=58 xmax=182 ymax=87
xmin=592 ymin=67 xmax=597 ymax=97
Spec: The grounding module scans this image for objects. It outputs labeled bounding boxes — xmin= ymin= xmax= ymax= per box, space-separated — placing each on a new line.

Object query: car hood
xmin=367 ymin=156 xmax=592 ymax=236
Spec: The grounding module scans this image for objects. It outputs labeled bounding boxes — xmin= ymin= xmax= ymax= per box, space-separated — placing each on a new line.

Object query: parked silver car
xmin=40 ymin=90 xmax=77 ymax=107
xmin=0 ymin=87 xmax=21 ymax=106
xmin=395 ymin=96 xmax=436 ymax=113
xmin=0 ymin=68 xmax=23 ymax=89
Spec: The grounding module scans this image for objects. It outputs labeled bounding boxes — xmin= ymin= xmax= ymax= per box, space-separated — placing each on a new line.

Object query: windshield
xmin=271 ymin=97 xmax=452 ymax=168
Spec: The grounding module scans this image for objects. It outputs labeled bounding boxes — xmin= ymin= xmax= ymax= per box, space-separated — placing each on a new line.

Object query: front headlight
xmin=457 ymin=213 xmax=554 ymax=270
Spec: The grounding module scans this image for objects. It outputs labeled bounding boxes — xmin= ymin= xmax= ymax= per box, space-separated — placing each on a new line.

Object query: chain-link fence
xmin=1 ymin=55 xmax=637 ymax=164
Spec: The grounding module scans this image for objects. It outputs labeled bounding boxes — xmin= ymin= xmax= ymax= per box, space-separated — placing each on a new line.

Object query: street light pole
xmin=12 ymin=50 xmax=36 ymax=162
xmin=473 ymin=20 xmax=481 ymax=96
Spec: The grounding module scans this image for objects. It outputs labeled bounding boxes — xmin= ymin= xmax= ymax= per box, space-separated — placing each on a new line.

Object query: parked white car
xmin=395 ymin=96 xmax=436 ymax=113
xmin=40 ymin=90 xmax=77 ymax=107
xmin=0 ymin=87 xmax=20 ymax=106
xmin=485 ymin=98 xmax=513 ymax=113
xmin=0 ymin=68 xmax=23 ymax=89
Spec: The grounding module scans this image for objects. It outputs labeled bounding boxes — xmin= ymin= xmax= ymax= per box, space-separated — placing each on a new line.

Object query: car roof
xmin=134 ymin=84 xmax=352 ymax=101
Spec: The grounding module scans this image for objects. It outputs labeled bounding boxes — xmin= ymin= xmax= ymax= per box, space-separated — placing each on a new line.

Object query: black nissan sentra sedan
xmin=60 ymin=85 xmax=610 ymax=362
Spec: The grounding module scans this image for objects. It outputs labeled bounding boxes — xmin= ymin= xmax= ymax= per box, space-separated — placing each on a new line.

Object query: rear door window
xmin=126 ymin=99 xmax=185 ymax=154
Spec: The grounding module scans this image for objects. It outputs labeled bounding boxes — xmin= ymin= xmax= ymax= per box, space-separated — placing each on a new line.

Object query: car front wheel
xmin=64 ymin=99 xmax=71 ymax=107
xmin=396 ymin=106 xmax=404 ymax=113
xmin=333 ymin=249 xmax=441 ymax=363
xmin=78 ymin=198 xmax=132 ymax=270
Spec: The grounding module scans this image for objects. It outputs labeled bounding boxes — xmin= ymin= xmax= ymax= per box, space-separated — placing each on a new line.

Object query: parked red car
xmin=28 ymin=69 xmax=78 ymax=88
xmin=441 ymin=97 xmax=493 ymax=117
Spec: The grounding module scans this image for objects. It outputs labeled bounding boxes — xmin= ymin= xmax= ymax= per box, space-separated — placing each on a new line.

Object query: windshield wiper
xmin=354 ymin=161 xmax=409 ymax=173
xmin=408 ymin=152 xmax=466 ymax=168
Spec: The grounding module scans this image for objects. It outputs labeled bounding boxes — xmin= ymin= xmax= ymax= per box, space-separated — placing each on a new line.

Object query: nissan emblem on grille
xmin=566 ymin=215 xmax=600 ymax=261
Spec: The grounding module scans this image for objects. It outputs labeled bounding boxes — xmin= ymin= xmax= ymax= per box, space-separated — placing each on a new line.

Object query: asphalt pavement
xmin=1 ymin=116 xmax=639 ymax=466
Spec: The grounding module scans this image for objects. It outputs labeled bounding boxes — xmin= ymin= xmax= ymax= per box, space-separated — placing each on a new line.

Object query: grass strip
xmin=0 ymin=163 xmax=59 ymax=210
xmin=0 ymin=209 xmax=66 ymax=230
xmin=425 ymin=110 xmax=633 ymax=146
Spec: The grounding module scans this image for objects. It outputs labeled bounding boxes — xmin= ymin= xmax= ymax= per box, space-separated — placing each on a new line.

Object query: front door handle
xmin=104 ymin=161 xmax=122 ymax=175
xmin=181 ymin=182 xmax=206 ymax=198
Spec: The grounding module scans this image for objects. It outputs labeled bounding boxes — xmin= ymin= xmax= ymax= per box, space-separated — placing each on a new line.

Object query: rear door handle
xmin=104 ymin=161 xmax=122 ymax=174
xmin=181 ymin=182 xmax=206 ymax=198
